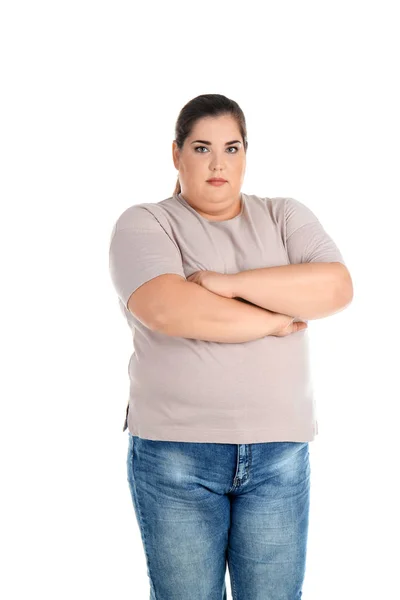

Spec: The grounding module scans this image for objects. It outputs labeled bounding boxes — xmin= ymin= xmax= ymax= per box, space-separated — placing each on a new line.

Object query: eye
xmin=194 ymin=146 xmax=239 ymax=153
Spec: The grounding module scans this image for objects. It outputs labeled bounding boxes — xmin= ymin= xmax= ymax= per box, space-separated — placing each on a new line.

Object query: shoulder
xmin=258 ymin=195 xmax=313 ymax=215
xmin=112 ymin=203 xmax=159 ymax=231
xmin=259 ymin=195 xmax=318 ymax=223
xmin=246 ymin=193 xmax=291 ymax=212
xmin=113 ymin=195 xmax=178 ymax=229
xmin=282 ymin=196 xmax=317 ymax=219
xmin=245 ymin=193 xmax=295 ymax=219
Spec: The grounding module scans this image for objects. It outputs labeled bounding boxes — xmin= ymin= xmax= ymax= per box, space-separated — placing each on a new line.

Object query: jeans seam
xmin=227 ymin=551 xmax=238 ymax=600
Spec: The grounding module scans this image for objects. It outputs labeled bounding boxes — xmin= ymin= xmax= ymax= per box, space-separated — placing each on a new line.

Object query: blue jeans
xmin=126 ymin=432 xmax=311 ymax=600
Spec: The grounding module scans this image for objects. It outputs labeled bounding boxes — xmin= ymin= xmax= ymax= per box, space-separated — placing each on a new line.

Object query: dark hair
xmin=173 ymin=94 xmax=248 ymax=195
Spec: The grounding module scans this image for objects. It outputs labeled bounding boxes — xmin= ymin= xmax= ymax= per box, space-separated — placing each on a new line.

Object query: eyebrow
xmin=191 ymin=139 xmax=242 ymax=146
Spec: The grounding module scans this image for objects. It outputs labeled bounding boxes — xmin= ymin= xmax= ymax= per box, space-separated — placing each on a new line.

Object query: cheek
xmin=188 ymin=161 xmax=209 ymax=179
xmin=238 ymin=160 xmax=246 ymax=175
xmin=184 ymin=156 xmax=204 ymax=172
xmin=233 ymin=162 xmax=245 ymax=176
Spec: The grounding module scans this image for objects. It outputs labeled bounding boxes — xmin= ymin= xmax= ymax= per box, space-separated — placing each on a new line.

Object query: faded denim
xmin=126 ymin=432 xmax=311 ymax=599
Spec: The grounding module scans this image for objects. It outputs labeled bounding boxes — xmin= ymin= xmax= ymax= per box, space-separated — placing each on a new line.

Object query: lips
xmin=207 ymin=180 xmax=226 ymax=186
xmin=207 ymin=178 xmax=227 ymax=182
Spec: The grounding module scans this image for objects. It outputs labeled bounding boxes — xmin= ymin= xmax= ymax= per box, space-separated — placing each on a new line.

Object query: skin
xmin=172 ymin=114 xmax=246 ymax=222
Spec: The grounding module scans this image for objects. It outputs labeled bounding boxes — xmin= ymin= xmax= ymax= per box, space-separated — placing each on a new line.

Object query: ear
xmin=172 ymin=141 xmax=180 ymax=170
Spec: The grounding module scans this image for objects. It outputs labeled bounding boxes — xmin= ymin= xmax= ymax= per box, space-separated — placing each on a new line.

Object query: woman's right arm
xmin=154 ymin=279 xmax=295 ymax=343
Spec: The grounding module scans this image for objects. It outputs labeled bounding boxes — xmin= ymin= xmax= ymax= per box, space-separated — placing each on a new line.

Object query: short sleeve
xmin=108 ymin=206 xmax=186 ymax=309
xmin=284 ymin=197 xmax=346 ymax=265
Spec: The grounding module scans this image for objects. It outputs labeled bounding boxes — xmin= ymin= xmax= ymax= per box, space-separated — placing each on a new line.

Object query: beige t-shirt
xmin=109 ymin=192 xmax=346 ymax=443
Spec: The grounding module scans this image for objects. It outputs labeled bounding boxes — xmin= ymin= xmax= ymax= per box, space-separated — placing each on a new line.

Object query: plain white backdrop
xmin=1 ymin=1 xmax=399 ymax=598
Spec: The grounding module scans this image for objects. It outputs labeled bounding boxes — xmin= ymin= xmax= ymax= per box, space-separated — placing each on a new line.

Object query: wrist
xmin=228 ymin=272 xmax=241 ymax=299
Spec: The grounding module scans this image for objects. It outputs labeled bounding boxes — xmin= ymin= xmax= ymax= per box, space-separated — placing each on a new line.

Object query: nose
xmin=209 ymin=152 xmax=226 ymax=171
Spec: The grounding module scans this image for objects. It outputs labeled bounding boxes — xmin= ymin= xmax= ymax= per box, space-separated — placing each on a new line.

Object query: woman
xmin=109 ymin=94 xmax=353 ymax=599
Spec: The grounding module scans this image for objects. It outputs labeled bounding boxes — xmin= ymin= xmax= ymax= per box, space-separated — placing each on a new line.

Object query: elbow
xmin=303 ymin=269 xmax=353 ymax=320
xmin=337 ymin=285 xmax=353 ymax=312
xmin=336 ymin=264 xmax=354 ymax=309
xmin=327 ymin=262 xmax=353 ymax=310
xmin=321 ymin=271 xmax=353 ymax=318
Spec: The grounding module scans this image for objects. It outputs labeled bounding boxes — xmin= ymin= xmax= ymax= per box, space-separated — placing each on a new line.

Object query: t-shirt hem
xmin=126 ymin=424 xmax=317 ymax=444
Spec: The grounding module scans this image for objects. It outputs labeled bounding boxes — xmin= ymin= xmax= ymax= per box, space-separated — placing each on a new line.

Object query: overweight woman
xmin=109 ymin=93 xmax=353 ymax=600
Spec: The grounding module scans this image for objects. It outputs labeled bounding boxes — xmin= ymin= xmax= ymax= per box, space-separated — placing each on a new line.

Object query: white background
xmin=1 ymin=1 xmax=398 ymax=598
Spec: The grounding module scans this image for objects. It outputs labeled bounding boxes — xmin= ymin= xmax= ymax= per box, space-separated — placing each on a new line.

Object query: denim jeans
xmin=126 ymin=432 xmax=311 ymax=600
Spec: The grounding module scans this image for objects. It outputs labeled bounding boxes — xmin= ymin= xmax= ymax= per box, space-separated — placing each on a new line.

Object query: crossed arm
xmin=231 ymin=262 xmax=353 ymax=320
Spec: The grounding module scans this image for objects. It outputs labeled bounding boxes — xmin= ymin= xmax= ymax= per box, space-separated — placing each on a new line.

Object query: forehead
xmin=189 ymin=115 xmax=240 ymax=138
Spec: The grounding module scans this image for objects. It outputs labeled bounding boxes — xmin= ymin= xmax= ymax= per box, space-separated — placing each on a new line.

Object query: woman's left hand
xmin=186 ymin=270 xmax=235 ymax=299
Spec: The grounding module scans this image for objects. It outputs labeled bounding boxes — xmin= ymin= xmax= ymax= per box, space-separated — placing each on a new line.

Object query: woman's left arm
xmin=230 ymin=262 xmax=353 ymax=321
xmin=230 ymin=197 xmax=353 ymax=320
